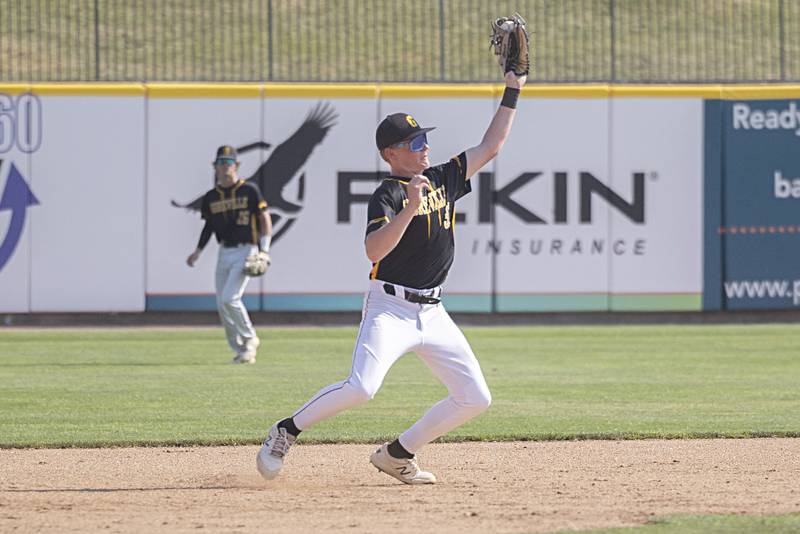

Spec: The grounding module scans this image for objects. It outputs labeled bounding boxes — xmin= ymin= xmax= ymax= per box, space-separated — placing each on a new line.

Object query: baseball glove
xmin=490 ymin=13 xmax=530 ymax=76
xmin=243 ymin=251 xmax=271 ymax=277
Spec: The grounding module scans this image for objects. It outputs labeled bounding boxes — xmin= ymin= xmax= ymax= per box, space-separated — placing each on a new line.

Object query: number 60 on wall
xmin=0 ymin=93 xmax=43 ymax=154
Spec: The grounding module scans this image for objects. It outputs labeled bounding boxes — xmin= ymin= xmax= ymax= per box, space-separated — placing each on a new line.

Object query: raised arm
xmin=464 ymin=72 xmax=527 ymax=180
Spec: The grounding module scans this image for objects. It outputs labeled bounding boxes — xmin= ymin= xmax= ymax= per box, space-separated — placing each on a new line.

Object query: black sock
xmin=277 ymin=417 xmax=301 ymax=437
xmin=387 ymin=439 xmax=413 ymax=459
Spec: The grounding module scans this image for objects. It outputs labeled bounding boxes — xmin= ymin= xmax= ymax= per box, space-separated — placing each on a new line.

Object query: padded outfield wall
xmin=0 ymin=84 xmax=796 ymax=313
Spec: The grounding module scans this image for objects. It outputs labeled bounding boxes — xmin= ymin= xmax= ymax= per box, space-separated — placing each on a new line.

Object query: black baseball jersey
xmin=366 ymin=152 xmax=471 ymax=289
xmin=199 ymin=180 xmax=267 ymax=247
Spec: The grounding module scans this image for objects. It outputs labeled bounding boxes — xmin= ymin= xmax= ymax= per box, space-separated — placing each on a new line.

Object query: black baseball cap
xmin=214 ymin=145 xmax=239 ymax=161
xmin=375 ymin=113 xmax=436 ymax=150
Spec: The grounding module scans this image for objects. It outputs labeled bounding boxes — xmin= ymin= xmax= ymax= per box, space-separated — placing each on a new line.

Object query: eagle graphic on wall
xmin=172 ymin=102 xmax=338 ymax=242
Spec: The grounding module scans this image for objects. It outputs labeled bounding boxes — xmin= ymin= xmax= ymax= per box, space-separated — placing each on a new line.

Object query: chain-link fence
xmin=2 ymin=0 xmax=800 ymax=83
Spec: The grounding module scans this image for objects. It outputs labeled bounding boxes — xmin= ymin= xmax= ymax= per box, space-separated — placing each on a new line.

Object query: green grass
xmin=564 ymin=512 xmax=800 ymax=533
xmin=4 ymin=0 xmax=800 ymax=82
xmin=0 ymin=324 xmax=799 ymax=448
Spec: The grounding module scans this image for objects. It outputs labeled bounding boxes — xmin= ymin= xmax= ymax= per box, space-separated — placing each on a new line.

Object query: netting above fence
xmin=2 ymin=0 xmax=799 ymax=83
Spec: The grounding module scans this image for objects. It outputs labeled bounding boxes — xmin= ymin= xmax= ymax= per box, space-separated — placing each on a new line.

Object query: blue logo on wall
xmin=0 ymin=161 xmax=39 ymax=272
xmin=0 ymin=92 xmax=43 ymax=273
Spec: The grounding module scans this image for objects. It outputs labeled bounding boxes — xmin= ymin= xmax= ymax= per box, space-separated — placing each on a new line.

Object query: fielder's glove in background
xmin=243 ymin=251 xmax=271 ymax=277
xmin=491 ymin=13 xmax=530 ymax=76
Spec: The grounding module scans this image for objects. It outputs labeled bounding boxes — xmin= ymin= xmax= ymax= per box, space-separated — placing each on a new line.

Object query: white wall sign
xmin=0 ymin=84 xmax=706 ymax=313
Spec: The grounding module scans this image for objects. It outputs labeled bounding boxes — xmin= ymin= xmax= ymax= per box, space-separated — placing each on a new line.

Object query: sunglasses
xmin=393 ymin=133 xmax=428 ymax=152
xmin=215 ymin=158 xmax=237 ymax=166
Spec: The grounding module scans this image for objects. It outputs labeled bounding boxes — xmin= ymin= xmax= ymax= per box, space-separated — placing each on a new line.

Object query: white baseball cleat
xmin=256 ymin=423 xmax=296 ymax=480
xmin=232 ymin=352 xmax=256 ymax=364
xmin=232 ymin=337 xmax=260 ymax=364
xmin=369 ymin=443 xmax=437 ymax=485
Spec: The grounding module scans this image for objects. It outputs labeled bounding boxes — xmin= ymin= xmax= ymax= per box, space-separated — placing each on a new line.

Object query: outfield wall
xmin=0 ymin=84 xmax=797 ymax=313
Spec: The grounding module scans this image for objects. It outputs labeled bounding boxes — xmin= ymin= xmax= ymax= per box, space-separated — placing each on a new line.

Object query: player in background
xmin=186 ymin=145 xmax=273 ymax=364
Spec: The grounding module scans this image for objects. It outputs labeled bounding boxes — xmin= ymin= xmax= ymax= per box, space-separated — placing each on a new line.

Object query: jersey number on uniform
xmin=236 ymin=211 xmax=250 ymax=225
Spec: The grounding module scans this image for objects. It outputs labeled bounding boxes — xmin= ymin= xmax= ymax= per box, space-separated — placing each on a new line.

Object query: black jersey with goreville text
xmin=200 ymin=180 xmax=267 ymax=246
xmin=365 ymin=152 xmax=471 ymax=289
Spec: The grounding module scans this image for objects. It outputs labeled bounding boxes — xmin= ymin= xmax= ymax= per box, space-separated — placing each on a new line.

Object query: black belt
xmin=383 ymin=283 xmax=441 ymax=305
xmin=222 ymin=241 xmax=251 ymax=248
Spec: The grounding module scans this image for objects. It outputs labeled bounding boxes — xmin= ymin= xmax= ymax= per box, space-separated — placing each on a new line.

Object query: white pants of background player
xmin=215 ymin=244 xmax=259 ymax=353
xmin=292 ymin=279 xmax=491 ymax=453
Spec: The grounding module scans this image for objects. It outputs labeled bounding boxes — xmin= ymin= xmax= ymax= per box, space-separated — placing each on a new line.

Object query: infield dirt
xmin=1 ymin=438 xmax=798 ymax=533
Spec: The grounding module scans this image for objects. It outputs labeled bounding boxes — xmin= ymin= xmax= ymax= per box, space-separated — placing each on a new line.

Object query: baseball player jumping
xmin=186 ymin=145 xmax=273 ymax=364
xmin=255 ymin=60 xmax=527 ymax=483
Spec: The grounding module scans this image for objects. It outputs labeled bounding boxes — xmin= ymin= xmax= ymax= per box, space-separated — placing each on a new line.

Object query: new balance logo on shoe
xmin=369 ymin=442 xmax=437 ymax=485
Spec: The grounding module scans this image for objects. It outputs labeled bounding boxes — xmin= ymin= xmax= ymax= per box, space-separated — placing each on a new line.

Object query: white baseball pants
xmin=215 ymin=244 xmax=258 ymax=353
xmin=292 ymin=279 xmax=491 ymax=453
